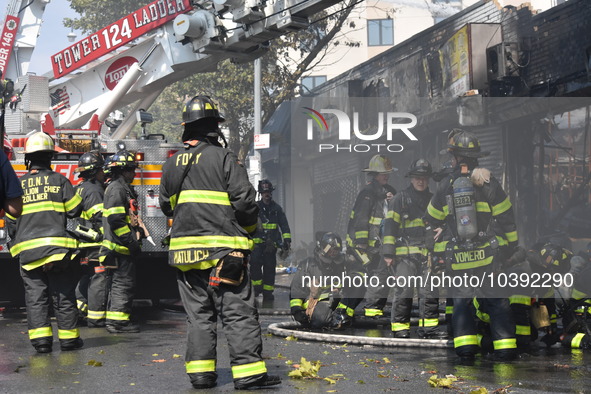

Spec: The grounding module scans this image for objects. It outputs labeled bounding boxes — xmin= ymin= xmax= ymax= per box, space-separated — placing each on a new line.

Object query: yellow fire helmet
xmin=362 ymin=154 xmax=395 ymax=174
xmin=24 ymin=131 xmax=56 ymax=154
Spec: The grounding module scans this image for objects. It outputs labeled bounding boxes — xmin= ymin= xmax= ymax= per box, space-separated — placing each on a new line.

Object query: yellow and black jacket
xmin=253 ymin=200 xmax=291 ymax=247
xmin=9 ymin=166 xmax=82 ymax=269
xmin=75 ymin=179 xmax=104 ymax=259
xmin=99 ymin=176 xmax=140 ymax=261
xmin=424 ymin=167 xmax=518 ymax=271
xmin=159 ymin=140 xmax=258 ymax=270
xmin=346 ymin=180 xmax=395 ymax=248
xmin=382 ymin=185 xmax=432 ymax=258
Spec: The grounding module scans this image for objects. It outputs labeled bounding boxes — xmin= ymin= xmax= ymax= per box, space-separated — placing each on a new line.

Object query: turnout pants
xmin=451 ymin=267 xmax=516 ymax=359
xmin=250 ymin=244 xmax=277 ymax=294
xmin=362 ymin=253 xmax=389 ymax=316
xmin=87 ymin=254 xmax=136 ymax=327
xmin=20 ymin=259 xmax=81 ymax=348
xmin=178 ymin=267 xmax=268 ymax=386
xmin=391 ymin=256 xmax=440 ymax=336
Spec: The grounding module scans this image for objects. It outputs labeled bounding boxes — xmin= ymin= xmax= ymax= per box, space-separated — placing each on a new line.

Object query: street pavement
xmin=0 ymin=273 xmax=590 ymax=393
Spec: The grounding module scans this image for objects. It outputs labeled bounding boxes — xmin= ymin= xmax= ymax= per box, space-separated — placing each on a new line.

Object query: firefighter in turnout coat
xmin=73 ymin=151 xmax=105 ymax=320
xmin=382 ymin=159 xmax=447 ymax=339
xmin=159 ymin=95 xmax=281 ymax=390
xmin=424 ymin=129 xmax=518 ymax=361
xmin=9 ymin=132 xmax=83 ymax=353
xmin=96 ymin=150 xmax=141 ymax=333
xmin=250 ymin=179 xmax=291 ymax=300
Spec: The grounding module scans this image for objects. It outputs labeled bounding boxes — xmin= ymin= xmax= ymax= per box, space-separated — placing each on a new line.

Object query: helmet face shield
xmin=317 ymin=232 xmax=344 ymax=265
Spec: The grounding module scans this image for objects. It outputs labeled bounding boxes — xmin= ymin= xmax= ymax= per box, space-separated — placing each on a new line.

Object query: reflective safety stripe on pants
xmin=178 ymin=267 xmax=266 ymax=382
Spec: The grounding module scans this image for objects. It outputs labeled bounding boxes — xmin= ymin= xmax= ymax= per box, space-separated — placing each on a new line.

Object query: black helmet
xmin=406 ymin=158 xmax=433 ymax=177
xmin=75 ymin=151 xmax=104 ymax=174
xmin=527 ymin=243 xmax=572 ymax=273
xmin=447 ymin=129 xmax=490 ymax=158
xmin=103 ymin=155 xmax=114 ymax=177
xmin=108 ymin=150 xmax=138 ymax=170
xmin=182 ymin=95 xmax=225 ymax=125
xmin=258 ymin=179 xmax=274 ymax=193
xmin=316 ymin=232 xmax=344 ymax=265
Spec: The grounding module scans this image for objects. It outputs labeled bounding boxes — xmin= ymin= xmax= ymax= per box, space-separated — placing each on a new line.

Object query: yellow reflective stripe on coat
xmin=355 ymin=231 xmax=368 ymax=239
xmin=64 ymin=193 xmax=83 ymax=211
xmin=516 ymin=325 xmax=531 ymax=336
xmin=383 ymin=235 xmax=395 ymax=245
xmin=232 ymin=361 xmax=267 ymax=379
xmin=186 ymin=359 xmax=216 ymax=373
xmin=243 ymin=223 xmax=257 ymax=234
xmin=369 ymin=216 xmax=382 ymax=225
xmin=114 ymin=226 xmax=131 ymax=236
xmin=454 ymin=335 xmax=479 ymax=347
xmin=283 ymin=233 xmax=291 ymax=239
xmin=427 ymin=202 xmax=445 ymax=221
xmin=82 ymin=203 xmax=104 ymax=220
xmin=11 ymin=237 xmax=78 ymax=256
xmin=290 ymin=299 xmax=303 ymax=308
xmin=262 ymin=223 xmax=277 ymax=229
xmin=58 ymin=328 xmax=80 ymax=339
xmin=509 ymin=295 xmax=531 ymax=306
xmin=571 ymin=288 xmax=588 ymax=300
xmin=29 ymin=327 xmax=53 ymax=339
xmin=395 ymin=246 xmax=428 ymax=256
xmin=493 ymin=338 xmax=516 ymax=350
xmin=475 ymin=201 xmax=491 ymax=212
xmin=386 ymin=210 xmax=401 ymax=224
xmin=104 ymin=206 xmax=126 ymax=216
xmin=505 ymin=231 xmax=518 ymax=243
xmin=403 ymin=218 xmax=424 ymax=228
xmin=22 ymin=253 xmax=70 ymax=271
xmin=22 ymin=201 xmax=69 ymax=215
xmin=101 ymin=240 xmax=130 ymax=255
xmin=492 ymin=197 xmax=512 ymax=216
xmin=169 ymin=235 xmax=253 ymax=251
xmin=178 ymin=190 xmax=230 ymax=206
xmin=106 ymin=311 xmax=130 ymax=321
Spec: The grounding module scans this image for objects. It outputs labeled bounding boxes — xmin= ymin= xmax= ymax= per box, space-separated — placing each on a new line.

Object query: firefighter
xmin=383 ymin=158 xmax=447 ymax=339
xmin=95 ymin=150 xmax=141 ymax=333
xmin=342 ymin=154 xmax=396 ymax=323
xmin=561 ymin=246 xmax=591 ymax=350
xmin=425 ymin=129 xmax=518 ymax=361
xmin=250 ymin=179 xmax=291 ymax=300
xmin=9 ymin=131 xmax=83 ymax=353
xmin=73 ymin=151 xmax=105 ymax=321
xmin=290 ymin=232 xmax=348 ymax=329
xmin=159 ymin=95 xmax=280 ymax=390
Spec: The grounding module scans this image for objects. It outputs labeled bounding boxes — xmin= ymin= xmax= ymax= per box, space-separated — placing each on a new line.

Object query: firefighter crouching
xmin=8 ymin=131 xmax=83 ymax=353
xmin=250 ymin=179 xmax=291 ymax=300
xmin=382 ymin=159 xmax=447 ymax=339
xmin=341 ymin=154 xmax=396 ymax=324
xmin=290 ymin=232 xmax=349 ymax=329
xmin=159 ymin=95 xmax=280 ymax=390
xmin=73 ymin=151 xmax=105 ymax=321
xmin=425 ymin=129 xmax=519 ymax=361
xmin=95 ymin=150 xmax=141 ymax=333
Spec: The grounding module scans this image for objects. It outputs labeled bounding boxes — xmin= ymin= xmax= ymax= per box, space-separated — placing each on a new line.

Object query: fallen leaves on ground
xmin=493 ymin=385 xmax=513 ymax=393
xmin=469 ymin=387 xmax=489 ymax=394
xmin=152 ymin=359 xmax=166 ymax=363
xmin=288 ymin=357 xmax=321 ymax=379
xmin=428 ymin=374 xmax=458 ymax=388
xmin=286 ymin=335 xmax=298 ymax=341
xmin=86 ymin=360 xmax=103 ymax=367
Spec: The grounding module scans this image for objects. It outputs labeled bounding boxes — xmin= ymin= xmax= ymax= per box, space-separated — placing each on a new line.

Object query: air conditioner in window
xmin=486 ymin=42 xmax=520 ymax=80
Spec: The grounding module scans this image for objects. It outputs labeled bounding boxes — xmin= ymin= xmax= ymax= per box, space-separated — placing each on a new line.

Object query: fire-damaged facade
xmin=261 ymin=0 xmax=591 ymax=249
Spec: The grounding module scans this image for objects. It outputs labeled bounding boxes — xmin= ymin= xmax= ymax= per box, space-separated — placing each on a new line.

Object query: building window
xmin=367 ymin=19 xmax=393 ymax=47
xmin=301 ymin=75 xmax=327 ymax=93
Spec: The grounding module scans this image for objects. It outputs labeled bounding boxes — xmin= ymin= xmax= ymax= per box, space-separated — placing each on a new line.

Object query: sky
xmin=1 ymin=0 xmax=81 ymax=75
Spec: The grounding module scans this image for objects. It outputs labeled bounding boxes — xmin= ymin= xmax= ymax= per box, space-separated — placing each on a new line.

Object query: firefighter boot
xmin=234 ymin=373 xmax=281 ymax=390
xmin=106 ymin=323 xmax=140 ymax=333
xmin=191 ymin=372 xmax=217 ymax=389
xmin=61 ymin=338 xmax=84 ymax=351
